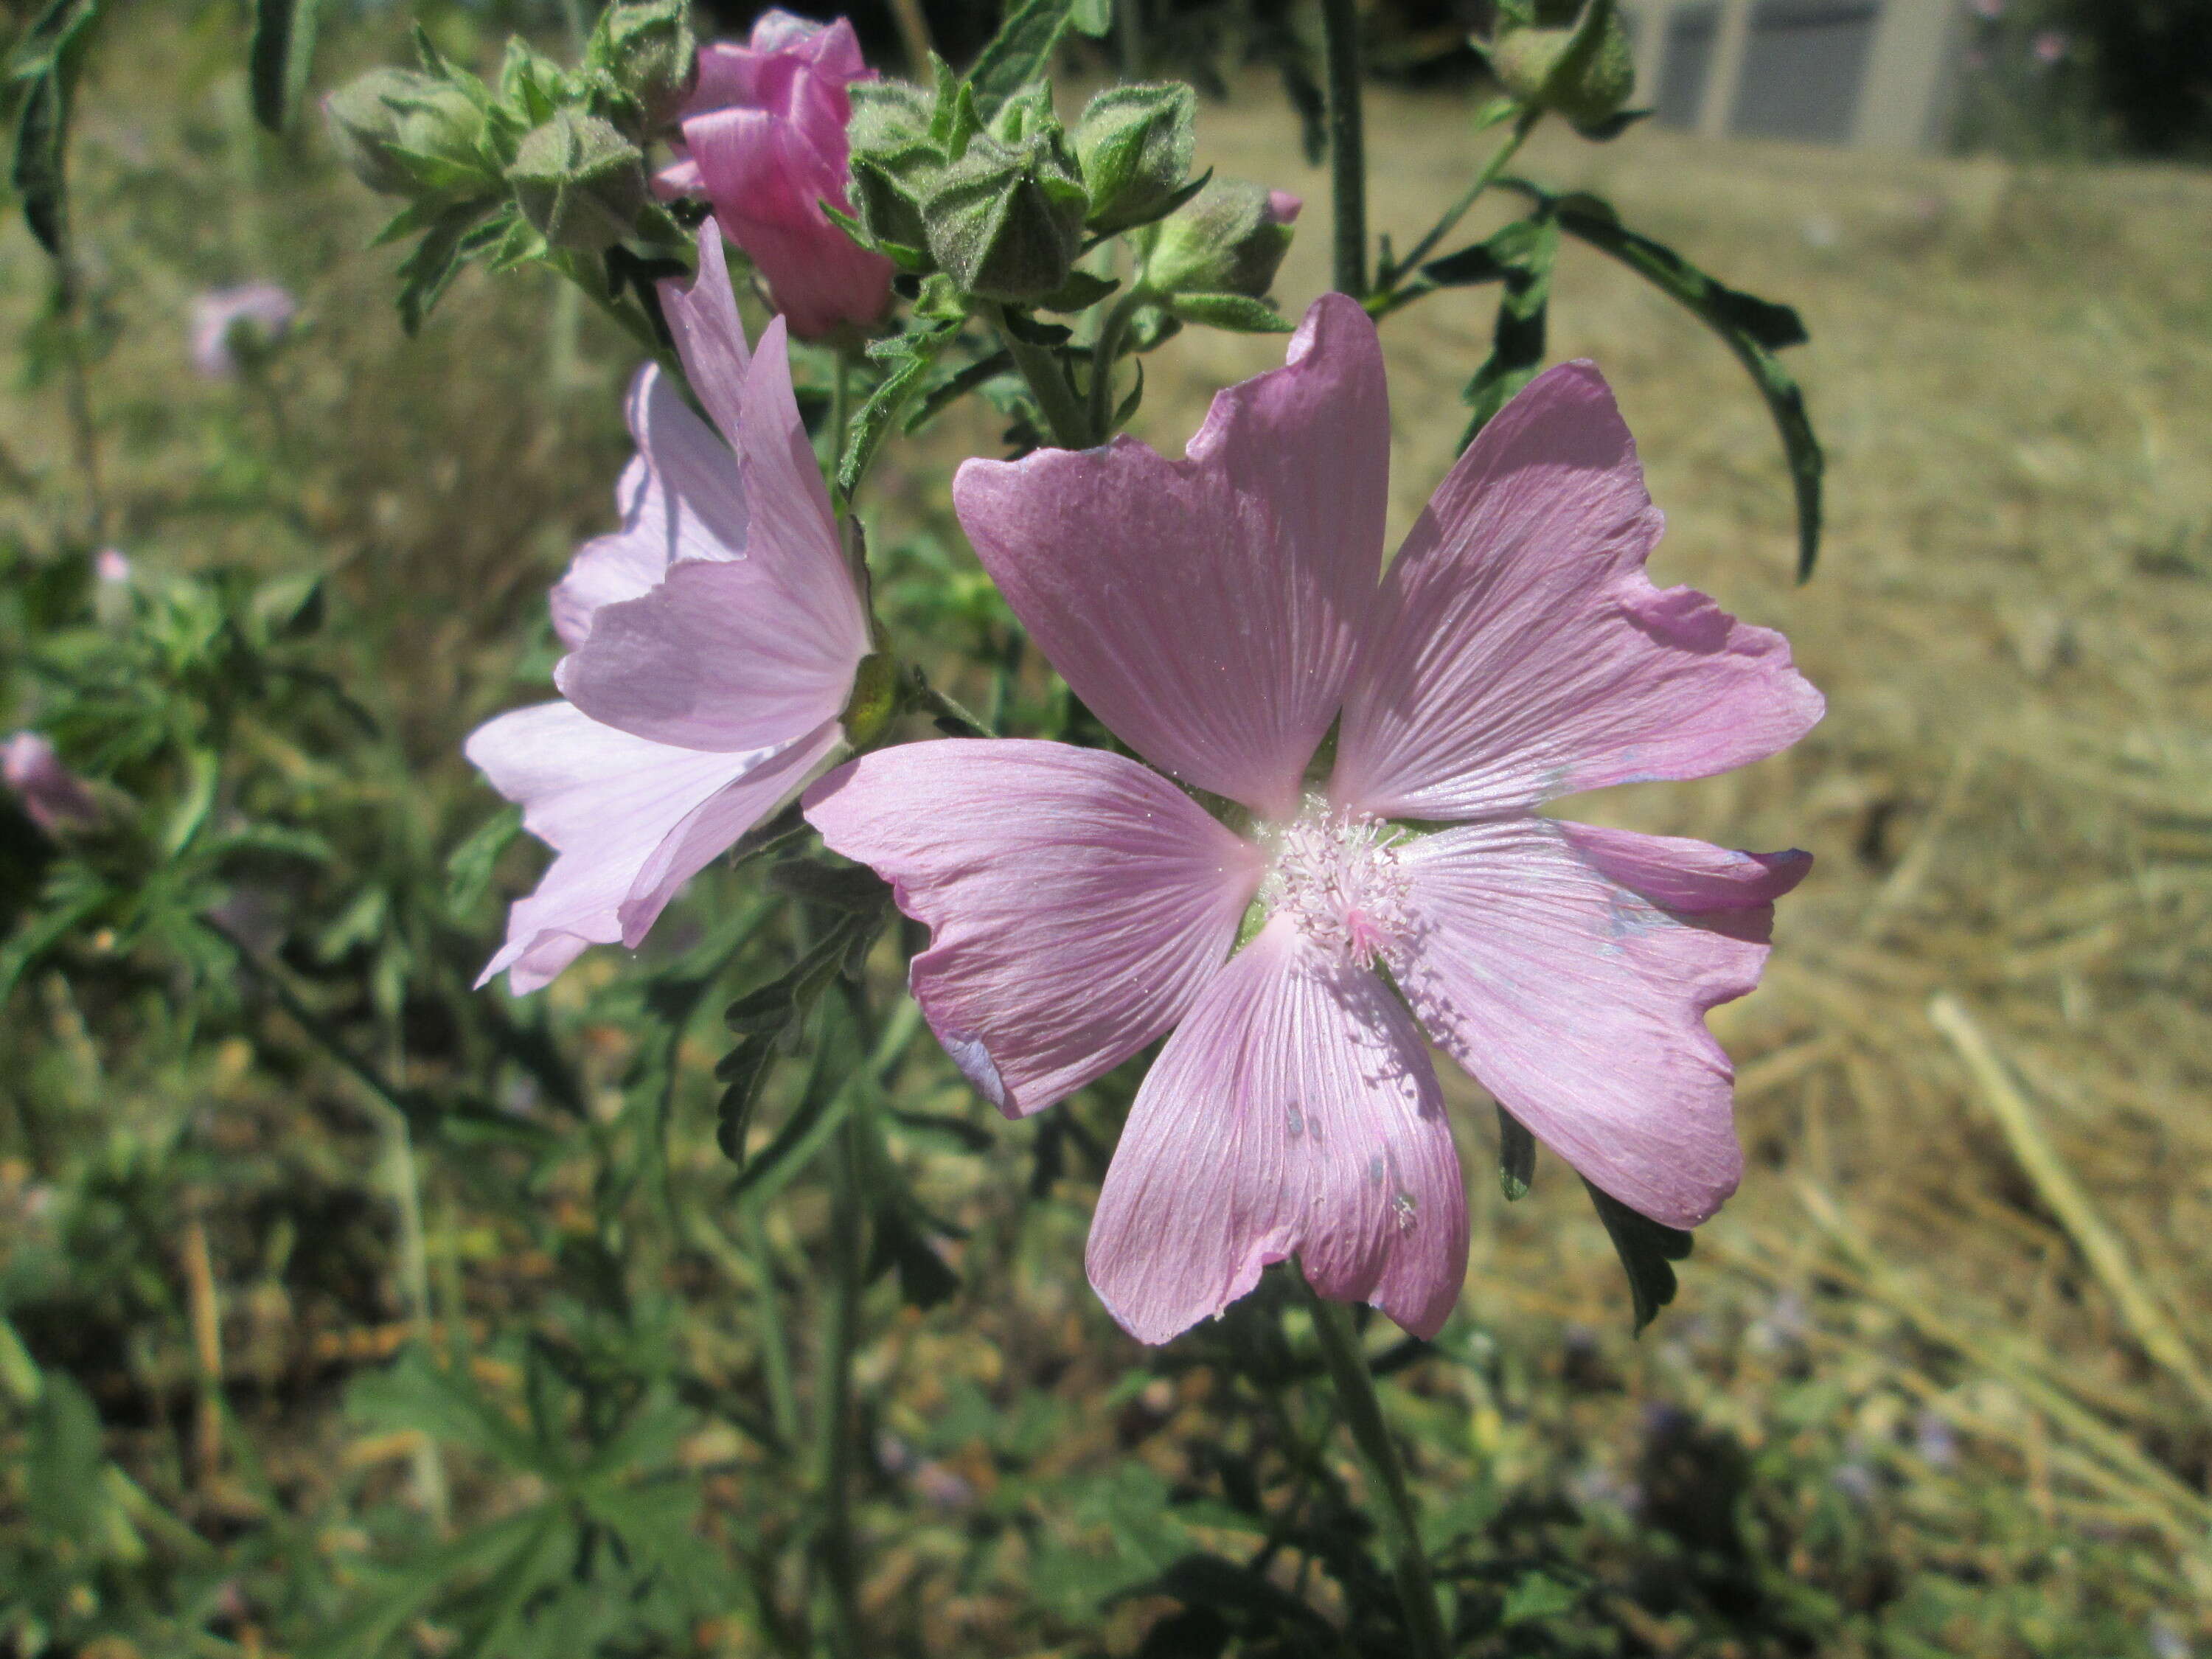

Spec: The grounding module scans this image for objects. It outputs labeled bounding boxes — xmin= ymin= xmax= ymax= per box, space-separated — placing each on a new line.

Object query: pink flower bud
xmin=3 ymin=732 xmax=100 ymax=835
xmin=654 ymin=12 xmax=891 ymax=339
xmin=1267 ymin=189 xmax=1303 ymax=226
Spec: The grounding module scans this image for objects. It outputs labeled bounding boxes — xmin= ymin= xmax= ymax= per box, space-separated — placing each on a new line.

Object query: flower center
xmin=1259 ymin=794 xmax=1414 ymax=967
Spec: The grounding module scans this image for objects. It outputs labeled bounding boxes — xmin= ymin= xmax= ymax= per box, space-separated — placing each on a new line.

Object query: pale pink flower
xmin=805 ymin=295 xmax=1822 ymax=1343
xmin=190 ymin=282 xmax=296 ymax=379
xmin=2031 ymin=29 xmax=2069 ymax=66
xmin=655 ymin=11 xmax=891 ymax=340
xmin=465 ymin=225 xmax=869 ymax=992
xmin=94 ymin=548 xmax=132 ymax=585
xmin=4 ymin=732 xmax=100 ymax=835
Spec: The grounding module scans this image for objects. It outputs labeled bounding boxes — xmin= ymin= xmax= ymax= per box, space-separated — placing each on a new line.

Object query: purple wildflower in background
xmin=3 ymin=733 xmax=100 ymax=835
xmin=654 ymin=12 xmax=892 ymax=339
xmin=2031 ymin=29 xmax=2070 ymax=66
xmin=189 ymin=282 xmax=295 ymax=379
xmin=465 ymin=226 xmax=869 ymax=992
xmin=807 ymin=295 xmax=1822 ymax=1343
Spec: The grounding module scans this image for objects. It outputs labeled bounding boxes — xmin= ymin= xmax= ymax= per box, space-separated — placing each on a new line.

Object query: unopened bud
xmin=508 ymin=110 xmax=647 ymax=253
xmin=1073 ymin=83 xmax=1195 ymax=234
xmin=920 ymin=111 xmax=1087 ymax=303
xmin=1134 ymin=178 xmax=1298 ymax=299
xmin=587 ymin=0 xmax=698 ymax=134
xmin=323 ymin=68 xmax=489 ymax=198
xmin=1489 ymin=0 xmax=1635 ymax=129
xmin=847 ymin=80 xmax=940 ymax=253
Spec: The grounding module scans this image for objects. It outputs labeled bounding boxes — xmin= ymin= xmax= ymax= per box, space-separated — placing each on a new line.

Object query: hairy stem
xmin=1303 ymin=1284 xmax=1449 ymax=1659
xmin=909 ymin=669 xmax=995 ymax=738
xmin=813 ymin=1079 xmax=867 ymax=1656
xmin=1087 ymin=288 xmax=1148 ymax=442
xmin=1319 ymin=0 xmax=1368 ymax=297
xmin=985 ymin=302 xmax=1093 ymax=449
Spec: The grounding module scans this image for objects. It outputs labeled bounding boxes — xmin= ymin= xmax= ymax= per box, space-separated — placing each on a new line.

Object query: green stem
xmin=1302 ymin=1283 xmax=1449 ymax=1659
xmin=813 ymin=1093 xmax=866 ymax=1657
xmin=1377 ymin=107 xmax=1540 ymax=305
xmin=1319 ymin=0 xmax=1368 ymax=298
xmin=984 ymin=302 xmax=1092 ymax=449
xmin=830 ymin=347 xmax=855 ymax=480
xmin=743 ymin=1211 xmax=804 ymax=1452
xmin=1086 ymin=287 xmax=1148 ymax=442
xmin=909 ymin=667 xmax=995 ymax=738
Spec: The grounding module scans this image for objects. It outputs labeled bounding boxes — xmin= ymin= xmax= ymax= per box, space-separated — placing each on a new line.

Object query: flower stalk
xmin=1303 ymin=1283 xmax=1450 ymax=1659
xmin=1319 ymin=0 xmax=1368 ymax=298
xmin=985 ymin=302 xmax=1094 ymax=450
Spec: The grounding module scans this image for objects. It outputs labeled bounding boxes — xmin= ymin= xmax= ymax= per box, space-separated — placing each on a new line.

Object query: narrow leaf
xmin=839 ymin=321 xmax=955 ymax=498
xmin=248 ymin=0 xmax=319 ymax=133
xmin=714 ymin=1037 xmax=776 ymax=1164
xmin=7 ymin=0 xmax=102 ymax=261
xmin=1164 ymin=292 xmax=1293 ymax=333
xmin=1497 ymin=1106 xmax=1535 ymax=1201
xmin=967 ymin=0 xmax=1076 ymax=118
xmin=1455 ymin=211 xmax=1559 ymax=446
xmin=1583 ymin=1177 xmax=1692 ymax=1334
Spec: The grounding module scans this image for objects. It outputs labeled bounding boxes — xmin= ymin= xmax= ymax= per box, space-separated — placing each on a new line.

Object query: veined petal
xmin=549 ymin=369 xmax=747 ymax=647
xmin=952 ymin=294 xmax=1389 ymax=822
xmin=464 ymin=702 xmax=779 ymax=993
xmin=554 ymin=554 xmax=861 ymax=752
xmin=1085 ymin=917 xmax=1468 ymax=1344
xmin=618 ymin=719 xmax=844 ymax=946
xmin=736 ymin=318 xmax=869 ymax=657
xmin=1391 ymin=816 xmax=1809 ymax=1230
xmin=801 ymin=740 xmax=1265 ymax=1119
xmin=1332 ymin=361 xmax=1824 ymax=820
xmin=658 ymin=222 xmax=754 ymax=448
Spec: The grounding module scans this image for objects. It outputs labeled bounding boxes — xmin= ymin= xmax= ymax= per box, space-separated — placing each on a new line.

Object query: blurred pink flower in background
xmin=655 ymin=11 xmax=891 ymax=339
xmin=2031 ymin=29 xmax=2070 ymax=66
xmin=4 ymin=732 xmax=100 ymax=835
xmin=189 ymin=282 xmax=296 ymax=379
xmin=808 ymin=295 xmax=1823 ymax=1344
xmin=1970 ymin=0 xmax=2005 ymax=19
xmin=465 ymin=225 xmax=870 ymax=992
xmin=95 ymin=548 xmax=132 ymax=585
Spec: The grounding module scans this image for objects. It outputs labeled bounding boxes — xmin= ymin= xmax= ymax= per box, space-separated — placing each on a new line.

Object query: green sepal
xmin=1584 ymin=1177 xmax=1692 ymax=1335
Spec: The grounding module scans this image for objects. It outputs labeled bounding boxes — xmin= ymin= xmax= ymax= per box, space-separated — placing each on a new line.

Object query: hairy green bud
xmin=586 ymin=0 xmax=698 ymax=135
xmin=919 ymin=88 xmax=1087 ymax=303
xmin=1072 ymin=83 xmax=1195 ymax=234
xmin=507 ymin=109 xmax=647 ymax=253
xmin=322 ymin=67 xmax=490 ymax=198
xmin=1134 ymin=177 xmax=1299 ymax=300
xmin=1489 ymin=0 xmax=1635 ymax=130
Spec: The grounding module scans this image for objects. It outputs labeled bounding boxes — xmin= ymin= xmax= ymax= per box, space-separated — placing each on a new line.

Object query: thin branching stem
xmin=984 ymin=302 xmax=1093 ymax=449
xmin=1302 ymin=1282 xmax=1450 ymax=1659
xmin=1376 ymin=106 xmax=1542 ymax=305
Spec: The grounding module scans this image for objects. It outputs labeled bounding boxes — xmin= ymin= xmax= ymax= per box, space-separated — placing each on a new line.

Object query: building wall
xmin=1617 ymin=0 xmax=1966 ymax=151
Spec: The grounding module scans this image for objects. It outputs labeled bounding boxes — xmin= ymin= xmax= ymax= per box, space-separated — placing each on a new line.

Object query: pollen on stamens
xmin=1258 ymin=793 xmax=1415 ymax=966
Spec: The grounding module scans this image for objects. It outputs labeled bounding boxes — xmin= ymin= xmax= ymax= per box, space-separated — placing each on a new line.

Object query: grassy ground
xmin=4 ymin=15 xmax=2211 ymax=1657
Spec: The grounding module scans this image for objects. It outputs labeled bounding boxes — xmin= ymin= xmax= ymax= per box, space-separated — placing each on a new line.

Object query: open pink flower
xmin=190 ymin=282 xmax=296 ymax=379
xmin=655 ymin=11 xmax=891 ymax=339
xmin=466 ymin=226 xmax=869 ymax=992
xmin=805 ymin=294 xmax=1823 ymax=1343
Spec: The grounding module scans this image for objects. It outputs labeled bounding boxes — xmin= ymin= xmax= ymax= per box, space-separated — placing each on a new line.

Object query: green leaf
xmin=1500 ymin=1570 xmax=1582 ymax=1624
xmin=967 ymin=0 xmax=1077 ymax=118
xmin=7 ymin=0 xmax=102 ymax=262
xmin=868 ymin=1197 xmax=961 ymax=1307
xmin=714 ymin=1037 xmax=776 ymax=1164
xmin=1583 ymin=1177 xmax=1692 ymax=1334
xmin=767 ymin=857 xmax=889 ymax=914
xmin=248 ymin=0 xmax=319 ymax=133
xmin=838 ymin=319 xmax=956 ymax=498
xmin=1497 ymin=1105 xmax=1535 ymax=1200
xmin=1509 ymin=180 xmax=1823 ymax=577
xmin=445 ymin=804 xmax=521 ymax=916
xmin=1037 ymin=268 xmax=1119 ymax=312
xmin=1450 ymin=211 xmax=1559 ymax=445
xmin=902 ymin=349 xmax=1015 ymax=436
xmin=396 ymin=198 xmax=495 ymax=333
xmin=1071 ymin=0 xmax=1113 ymax=38
xmin=1163 ymin=291 xmax=1293 ymax=333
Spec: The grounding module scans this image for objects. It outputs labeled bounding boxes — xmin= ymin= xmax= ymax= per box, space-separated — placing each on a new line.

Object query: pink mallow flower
xmin=465 ymin=225 xmax=870 ymax=992
xmin=655 ymin=11 xmax=892 ymax=340
xmin=804 ymin=295 xmax=1823 ymax=1344
xmin=190 ymin=282 xmax=296 ymax=379
xmin=4 ymin=732 xmax=100 ymax=835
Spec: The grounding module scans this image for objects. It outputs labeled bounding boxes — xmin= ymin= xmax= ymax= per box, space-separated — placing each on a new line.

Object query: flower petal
xmin=737 ymin=317 xmax=868 ymax=655
xmin=551 ymin=366 xmax=746 ymax=647
xmin=1332 ymin=361 xmax=1824 ymax=820
xmin=658 ymin=222 xmax=754 ymax=447
xmin=1085 ymin=917 xmax=1468 ymax=1344
xmin=554 ymin=555 xmax=860 ymax=752
xmin=802 ymin=740 xmax=1265 ymax=1118
xmin=465 ymin=702 xmax=773 ymax=992
xmin=952 ymin=293 xmax=1388 ymax=821
xmin=617 ymin=719 xmax=844 ymax=947
xmin=1391 ymin=815 xmax=1806 ymax=1229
